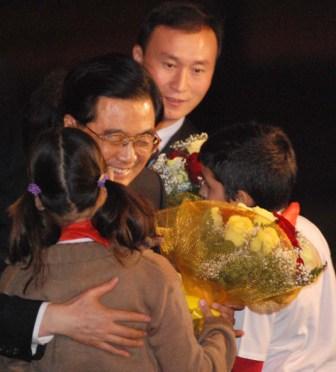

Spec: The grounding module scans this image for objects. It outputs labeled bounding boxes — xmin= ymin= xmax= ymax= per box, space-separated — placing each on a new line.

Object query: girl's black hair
xmin=9 ymin=127 xmax=155 ymax=287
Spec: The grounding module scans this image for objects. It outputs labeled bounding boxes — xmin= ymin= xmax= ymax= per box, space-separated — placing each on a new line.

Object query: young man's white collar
xmin=156 ymin=117 xmax=184 ymax=152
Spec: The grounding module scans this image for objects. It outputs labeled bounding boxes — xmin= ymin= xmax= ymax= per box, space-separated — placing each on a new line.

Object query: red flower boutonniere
xmin=186 ymin=152 xmax=203 ymax=184
xmin=151 ymin=133 xmax=208 ymax=206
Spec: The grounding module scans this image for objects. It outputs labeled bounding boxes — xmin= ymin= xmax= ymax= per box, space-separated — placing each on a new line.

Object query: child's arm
xmin=148 ymin=257 xmax=237 ymax=372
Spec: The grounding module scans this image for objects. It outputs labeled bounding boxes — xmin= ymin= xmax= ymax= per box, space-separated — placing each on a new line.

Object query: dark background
xmin=1 ymin=0 xmax=335 ymax=260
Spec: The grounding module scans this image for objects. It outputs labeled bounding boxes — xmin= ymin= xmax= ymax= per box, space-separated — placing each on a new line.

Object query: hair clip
xmin=27 ymin=183 xmax=42 ymax=196
xmin=97 ymin=174 xmax=108 ymax=188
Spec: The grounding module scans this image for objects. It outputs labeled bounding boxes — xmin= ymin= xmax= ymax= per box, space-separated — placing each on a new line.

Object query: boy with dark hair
xmin=199 ymin=121 xmax=297 ymax=211
xmin=199 ymin=121 xmax=336 ymax=371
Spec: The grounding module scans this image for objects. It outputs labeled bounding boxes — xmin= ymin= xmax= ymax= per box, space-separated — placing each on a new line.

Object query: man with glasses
xmin=0 ymin=53 xmax=164 ymax=362
xmin=62 ymin=53 xmax=166 ymax=209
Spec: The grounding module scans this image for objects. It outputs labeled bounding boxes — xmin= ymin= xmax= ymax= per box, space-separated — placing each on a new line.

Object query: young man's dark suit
xmin=0 ymin=295 xmax=44 ymax=361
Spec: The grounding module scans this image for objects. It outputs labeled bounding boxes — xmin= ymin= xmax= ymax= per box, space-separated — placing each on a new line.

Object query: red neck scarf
xmin=281 ymin=201 xmax=300 ymax=226
xmin=274 ymin=201 xmax=301 ymax=248
xmin=59 ymin=219 xmax=110 ymax=248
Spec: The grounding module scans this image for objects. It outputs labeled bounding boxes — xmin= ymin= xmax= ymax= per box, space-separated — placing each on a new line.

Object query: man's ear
xmin=63 ymin=114 xmax=78 ymax=128
xmin=132 ymin=45 xmax=144 ymax=64
xmin=235 ymin=190 xmax=255 ymax=207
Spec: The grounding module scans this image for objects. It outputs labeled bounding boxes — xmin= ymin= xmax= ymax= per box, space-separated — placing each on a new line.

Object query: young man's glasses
xmin=86 ymin=127 xmax=161 ymax=152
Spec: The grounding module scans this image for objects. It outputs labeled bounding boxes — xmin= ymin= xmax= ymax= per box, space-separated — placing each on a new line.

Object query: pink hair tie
xmin=27 ymin=183 xmax=42 ymax=196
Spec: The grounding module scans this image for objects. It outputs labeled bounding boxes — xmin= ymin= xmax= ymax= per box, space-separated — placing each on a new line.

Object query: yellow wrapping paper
xmin=156 ymin=200 xmax=325 ymax=316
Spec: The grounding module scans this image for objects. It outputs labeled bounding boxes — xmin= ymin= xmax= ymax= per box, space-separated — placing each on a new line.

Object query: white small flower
xmin=172 ymin=133 xmax=208 ymax=154
xmin=150 ymin=133 xmax=208 ymax=204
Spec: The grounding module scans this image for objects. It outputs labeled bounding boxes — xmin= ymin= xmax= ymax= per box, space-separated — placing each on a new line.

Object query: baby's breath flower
xmin=151 ymin=133 xmax=208 ymax=206
xmin=209 ymin=207 xmax=224 ymax=232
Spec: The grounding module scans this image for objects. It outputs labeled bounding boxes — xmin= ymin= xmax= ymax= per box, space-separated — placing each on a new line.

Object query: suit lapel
xmin=160 ymin=118 xmax=198 ymax=155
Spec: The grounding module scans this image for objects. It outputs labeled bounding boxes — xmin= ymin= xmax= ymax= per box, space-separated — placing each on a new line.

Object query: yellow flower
xmin=237 ymin=203 xmax=276 ymax=225
xmin=253 ymin=214 xmax=273 ymax=226
xmin=253 ymin=207 xmax=276 ymax=226
xmin=186 ymin=295 xmax=203 ymax=320
xmin=250 ymin=227 xmax=280 ymax=254
xmin=185 ymin=138 xmax=208 ymax=154
xmin=300 ymin=237 xmax=322 ymax=270
xmin=186 ymin=295 xmax=220 ymax=320
xmin=224 ymin=215 xmax=254 ymax=246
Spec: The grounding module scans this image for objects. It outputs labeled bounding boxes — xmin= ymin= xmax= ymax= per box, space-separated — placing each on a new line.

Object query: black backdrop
xmin=1 ymin=0 xmax=335 ymax=259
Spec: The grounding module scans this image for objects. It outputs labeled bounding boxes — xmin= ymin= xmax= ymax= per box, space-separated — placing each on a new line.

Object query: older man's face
xmin=84 ymin=96 xmax=157 ymax=186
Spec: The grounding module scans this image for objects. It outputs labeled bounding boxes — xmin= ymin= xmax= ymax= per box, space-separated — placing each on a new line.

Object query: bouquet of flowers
xmin=156 ymin=200 xmax=325 ymax=317
xmin=151 ymin=133 xmax=208 ymax=206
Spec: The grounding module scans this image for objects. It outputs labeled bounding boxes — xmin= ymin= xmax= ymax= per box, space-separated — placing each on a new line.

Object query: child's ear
xmin=235 ymin=190 xmax=254 ymax=207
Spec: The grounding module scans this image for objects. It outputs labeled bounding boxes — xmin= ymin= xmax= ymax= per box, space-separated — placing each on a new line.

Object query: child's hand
xmin=199 ymin=299 xmax=244 ymax=338
xmin=212 ymin=302 xmax=244 ymax=338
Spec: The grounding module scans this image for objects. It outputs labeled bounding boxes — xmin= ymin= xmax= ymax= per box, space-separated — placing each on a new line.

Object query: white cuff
xmin=31 ymin=302 xmax=54 ymax=355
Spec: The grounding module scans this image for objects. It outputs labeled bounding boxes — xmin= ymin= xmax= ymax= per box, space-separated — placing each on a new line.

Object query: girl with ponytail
xmin=0 ymin=127 xmax=236 ymax=372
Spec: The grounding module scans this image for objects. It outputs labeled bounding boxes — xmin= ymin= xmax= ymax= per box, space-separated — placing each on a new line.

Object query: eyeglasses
xmin=86 ymin=127 xmax=161 ymax=152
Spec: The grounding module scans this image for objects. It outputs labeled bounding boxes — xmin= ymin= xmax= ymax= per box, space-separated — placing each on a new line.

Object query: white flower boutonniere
xmin=151 ymin=133 xmax=208 ymax=206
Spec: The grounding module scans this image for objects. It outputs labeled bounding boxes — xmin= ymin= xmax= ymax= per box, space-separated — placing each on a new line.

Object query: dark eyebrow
xmin=159 ymin=52 xmax=210 ymax=66
xmin=159 ymin=53 xmax=179 ymax=62
xmin=193 ymin=61 xmax=210 ymax=66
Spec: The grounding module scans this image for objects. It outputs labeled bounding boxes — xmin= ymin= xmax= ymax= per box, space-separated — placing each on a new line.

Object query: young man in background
xmin=133 ymin=1 xmax=223 ymax=154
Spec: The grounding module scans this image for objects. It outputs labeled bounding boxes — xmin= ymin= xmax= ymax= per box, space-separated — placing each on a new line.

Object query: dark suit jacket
xmin=0 ymin=294 xmax=43 ymax=361
xmin=0 ymin=61 xmax=45 ymax=362
xmin=130 ymin=167 xmax=166 ymax=210
xmin=160 ymin=118 xmax=198 ymax=155
xmin=0 ymin=61 xmax=26 ymax=267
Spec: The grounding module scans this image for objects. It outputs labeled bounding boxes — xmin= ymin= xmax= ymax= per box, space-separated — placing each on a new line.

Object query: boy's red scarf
xmin=59 ymin=219 xmax=110 ymax=248
xmin=281 ymin=201 xmax=300 ymax=226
